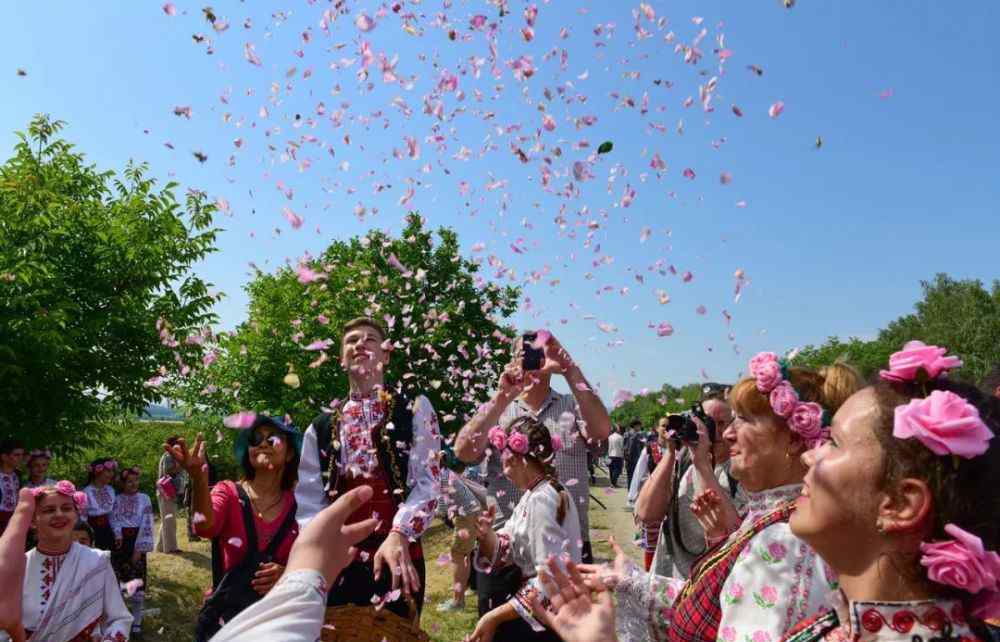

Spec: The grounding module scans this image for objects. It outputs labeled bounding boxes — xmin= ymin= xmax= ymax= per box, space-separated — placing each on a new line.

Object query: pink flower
xmin=488 ymin=426 xmax=507 ymax=452
xmin=789 ymin=402 xmax=825 ymax=443
xmin=760 ymin=585 xmax=779 ymax=603
xmin=920 ymin=524 xmax=1000 ymax=596
xmin=767 ymin=541 xmax=788 ymax=562
xmin=550 ymin=435 xmax=563 ymax=452
xmin=727 ymin=582 xmax=745 ymax=600
xmin=754 ymin=360 xmax=783 ymax=393
xmin=507 ymin=431 xmax=529 ymax=455
xmin=72 ymin=492 xmax=87 ymax=512
xmin=769 ymin=382 xmax=799 ymax=418
xmin=752 ymin=631 xmax=773 ymax=642
xmin=55 ymin=480 xmax=76 ymax=496
xmin=894 ymin=390 xmax=993 ymax=458
xmin=720 ymin=627 xmax=737 ymax=642
xmin=749 ymin=351 xmax=779 ymax=376
xmin=879 ymin=340 xmax=963 ymax=383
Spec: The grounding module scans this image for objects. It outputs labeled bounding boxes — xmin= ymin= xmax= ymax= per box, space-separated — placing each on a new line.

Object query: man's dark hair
xmin=0 ymin=438 xmax=24 ymax=455
xmin=341 ymin=316 xmax=387 ymax=343
xmin=629 ymin=418 xmax=642 ymax=428
xmin=700 ymin=382 xmax=732 ymax=402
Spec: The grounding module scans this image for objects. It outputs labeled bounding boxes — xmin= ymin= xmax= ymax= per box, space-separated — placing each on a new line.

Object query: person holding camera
xmin=634 ymin=383 xmax=744 ymax=578
xmin=455 ymin=330 xmax=611 ymax=617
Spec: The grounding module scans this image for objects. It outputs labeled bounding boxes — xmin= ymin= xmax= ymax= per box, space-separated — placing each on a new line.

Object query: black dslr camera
xmin=666 ymin=402 xmax=717 ymax=446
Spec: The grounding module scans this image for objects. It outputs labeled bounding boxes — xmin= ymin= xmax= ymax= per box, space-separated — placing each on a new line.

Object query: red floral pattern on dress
xmin=0 ymin=471 xmax=18 ymax=511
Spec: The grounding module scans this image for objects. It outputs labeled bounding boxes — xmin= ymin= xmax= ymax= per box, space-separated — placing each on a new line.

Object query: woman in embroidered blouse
xmin=83 ymin=457 xmax=118 ymax=551
xmin=782 ymin=341 xmax=1000 ymax=642
xmin=467 ymin=416 xmax=582 ymax=642
xmin=25 ymin=450 xmax=56 ymax=490
xmin=111 ymin=466 xmax=155 ymax=639
xmin=575 ymin=357 xmax=862 ymax=642
xmin=22 ymin=481 xmax=132 ymax=642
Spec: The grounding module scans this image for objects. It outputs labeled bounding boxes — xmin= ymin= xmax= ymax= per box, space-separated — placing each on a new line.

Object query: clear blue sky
xmin=3 ymin=1 xmax=998 ymax=404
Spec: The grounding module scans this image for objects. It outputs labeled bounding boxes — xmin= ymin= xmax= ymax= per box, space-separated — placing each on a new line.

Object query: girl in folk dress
xmin=783 ymin=342 xmax=1000 ymax=642
xmin=22 ymin=481 xmax=132 ymax=642
xmin=83 ymin=457 xmax=118 ymax=551
xmin=467 ymin=416 xmax=582 ymax=642
xmin=111 ymin=467 xmax=154 ymax=639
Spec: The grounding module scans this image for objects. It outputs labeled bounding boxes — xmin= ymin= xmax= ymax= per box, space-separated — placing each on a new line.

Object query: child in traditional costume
xmin=83 ymin=457 xmax=118 ymax=550
xmin=22 ymin=481 xmax=132 ymax=641
xmin=111 ymin=466 xmax=154 ymax=639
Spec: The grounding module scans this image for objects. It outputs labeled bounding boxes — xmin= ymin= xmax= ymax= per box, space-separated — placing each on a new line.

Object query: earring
xmin=875 ymin=519 xmax=886 ymax=534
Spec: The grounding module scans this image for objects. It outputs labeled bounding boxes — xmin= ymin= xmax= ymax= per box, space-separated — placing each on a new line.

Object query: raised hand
xmin=576 ymin=535 xmax=633 ymax=591
xmin=372 ymin=531 xmax=421 ymax=598
xmin=690 ymin=489 xmax=729 ymax=544
xmin=534 ymin=557 xmax=619 ymax=642
xmin=163 ymin=434 xmax=207 ymax=477
xmin=1 ymin=489 xmax=36 ymax=642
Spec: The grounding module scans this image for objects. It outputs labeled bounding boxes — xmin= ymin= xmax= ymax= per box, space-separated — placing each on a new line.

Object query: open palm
xmin=534 ymin=557 xmax=618 ymax=642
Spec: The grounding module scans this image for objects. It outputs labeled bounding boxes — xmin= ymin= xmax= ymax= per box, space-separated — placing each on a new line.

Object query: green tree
xmin=169 ymin=214 xmax=520 ymax=434
xmin=788 ymin=336 xmax=894 ymax=379
xmin=609 ymin=382 xmax=705 ymax=428
xmin=0 ymin=115 xmax=220 ymax=450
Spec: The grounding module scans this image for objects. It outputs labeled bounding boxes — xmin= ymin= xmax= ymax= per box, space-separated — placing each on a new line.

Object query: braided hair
xmin=506 ymin=415 xmax=570 ymax=526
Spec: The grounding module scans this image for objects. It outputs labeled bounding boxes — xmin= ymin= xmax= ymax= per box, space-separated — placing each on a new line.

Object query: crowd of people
xmin=1 ymin=320 xmax=1000 ymax=642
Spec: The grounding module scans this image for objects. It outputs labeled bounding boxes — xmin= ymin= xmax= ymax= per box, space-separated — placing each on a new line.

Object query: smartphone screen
xmin=522 ymin=332 xmax=544 ymax=371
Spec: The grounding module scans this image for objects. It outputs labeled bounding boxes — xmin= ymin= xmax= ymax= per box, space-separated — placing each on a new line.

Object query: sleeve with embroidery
xmin=210 ymin=569 xmax=328 ymax=642
xmin=391 ymin=395 xmax=442 ymax=540
xmin=136 ymin=494 xmax=155 ymax=553
xmin=294 ymin=423 xmax=327 ymax=530
xmin=99 ymin=553 xmax=134 ymax=640
xmin=716 ymin=522 xmax=837 ymax=642
xmin=613 ymin=564 xmax=687 ymax=642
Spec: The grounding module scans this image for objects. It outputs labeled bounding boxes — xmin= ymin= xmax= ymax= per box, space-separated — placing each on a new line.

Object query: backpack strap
xmin=310 ymin=411 xmax=338 ymax=494
xmin=262 ymin=497 xmax=298 ymax=560
xmin=234 ymin=483 xmax=260 ymax=559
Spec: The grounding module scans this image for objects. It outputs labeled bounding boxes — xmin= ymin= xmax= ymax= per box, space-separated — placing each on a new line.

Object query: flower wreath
xmin=878 ymin=341 xmax=998 ymax=618
xmin=119 ymin=466 xmax=141 ymax=481
xmin=90 ymin=459 xmax=118 ymax=474
xmin=31 ymin=480 xmax=88 ymax=513
xmin=747 ymin=352 xmax=829 ymax=447
xmin=487 ymin=424 xmax=562 ymax=462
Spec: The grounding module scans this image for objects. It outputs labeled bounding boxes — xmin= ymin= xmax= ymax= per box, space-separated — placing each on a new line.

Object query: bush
xmin=48 ymin=419 xmax=240 ymax=512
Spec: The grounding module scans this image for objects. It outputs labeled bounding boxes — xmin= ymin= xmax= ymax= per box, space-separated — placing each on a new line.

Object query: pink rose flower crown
xmin=748 ymin=351 xmax=831 ymax=448
xmin=879 ymin=341 xmax=999 ymax=618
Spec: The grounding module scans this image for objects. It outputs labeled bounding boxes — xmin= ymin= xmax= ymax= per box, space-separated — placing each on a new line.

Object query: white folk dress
xmin=474 ymin=479 xmax=583 ymax=631
xmin=615 ymin=484 xmax=838 ymax=642
xmin=21 ymin=542 xmax=133 ymax=641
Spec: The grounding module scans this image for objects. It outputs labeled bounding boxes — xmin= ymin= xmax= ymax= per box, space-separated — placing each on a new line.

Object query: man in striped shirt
xmin=455 ymin=331 xmax=611 ymax=616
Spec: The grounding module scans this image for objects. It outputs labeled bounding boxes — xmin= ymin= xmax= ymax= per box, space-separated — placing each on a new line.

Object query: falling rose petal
xmin=172 ymin=105 xmax=192 ymax=119
xmin=736 ymin=200 xmax=748 ymax=208
xmin=304 ymin=339 xmax=334 ymax=351
xmin=162 ymin=3 xmax=177 ymax=16
xmin=639 ymin=227 xmax=651 ymax=243
xmin=437 ymin=553 xmax=452 ymax=567
xmin=768 ymin=101 xmax=785 ymax=118
xmin=123 ymin=579 xmax=144 ymax=597
xmin=191 ymin=511 xmax=207 ymax=524
xmin=541 ymin=114 xmax=556 ymax=131
xmin=879 ymin=88 xmax=894 ymax=99
xmin=564 ymin=478 xmax=579 ymax=487
xmin=355 ymin=13 xmax=376 ymax=32
xmin=530 ymin=330 xmax=551 ymax=349
xmin=720 ymin=171 xmax=732 ymax=185
xmin=223 ymin=411 xmax=257 ymax=429
xmin=244 ymin=42 xmax=262 ymax=66
xmin=612 ymin=389 xmax=634 ymax=408
xmin=656 ymin=322 xmax=674 ymax=337
xmin=696 ymin=305 xmax=707 ymax=315
xmin=228 ymin=537 xmax=244 ymax=548
xmin=296 ymin=265 xmax=326 ymax=284
xmin=682 ymin=168 xmax=696 ymax=180
xmin=282 ymin=206 xmax=303 ymax=229
xmin=682 ymin=271 xmax=694 ymax=283
xmin=731 ymin=105 xmax=743 ymax=117
xmin=575 ymin=382 xmax=592 ymax=392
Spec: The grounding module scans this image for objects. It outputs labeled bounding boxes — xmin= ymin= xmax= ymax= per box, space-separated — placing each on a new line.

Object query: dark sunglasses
xmin=248 ymin=429 xmax=287 ymax=448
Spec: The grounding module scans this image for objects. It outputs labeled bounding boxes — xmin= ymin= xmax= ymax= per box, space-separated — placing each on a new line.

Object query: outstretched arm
xmin=0 ymin=489 xmax=34 ymax=642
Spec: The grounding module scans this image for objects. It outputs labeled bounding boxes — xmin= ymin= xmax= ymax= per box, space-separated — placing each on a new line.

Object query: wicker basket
xmin=321 ymin=601 xmax=429 ymax=642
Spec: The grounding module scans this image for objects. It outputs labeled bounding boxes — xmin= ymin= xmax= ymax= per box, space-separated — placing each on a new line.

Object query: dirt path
xmin=586 ymin=466 xmax=644 ymax=564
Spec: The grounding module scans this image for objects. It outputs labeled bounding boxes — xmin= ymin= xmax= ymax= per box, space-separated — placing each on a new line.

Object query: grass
xmin=142 ymin=517 xmax=478 ymax=642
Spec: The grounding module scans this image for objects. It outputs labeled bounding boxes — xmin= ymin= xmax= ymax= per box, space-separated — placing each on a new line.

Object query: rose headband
xmin=880 ymin=341 xmax=993 ymax=459
xmin=120 ymin=466 xmax=141 ymax=480
xmin=90 ymin=459 xmax=118 ymax=473
xmin=920 ymin=524 xmax=1000 ymax=619
xmin=487 ymin=425 xmax=562 ymax=461
xmin=748 ymin=352 xmax=828 ymax=447
xmin=31 ymin=480 xmax=88 ymax=513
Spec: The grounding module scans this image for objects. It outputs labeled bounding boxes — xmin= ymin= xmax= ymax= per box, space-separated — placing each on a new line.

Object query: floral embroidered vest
xmin=668 ymin=501 xmax=796 ymax=642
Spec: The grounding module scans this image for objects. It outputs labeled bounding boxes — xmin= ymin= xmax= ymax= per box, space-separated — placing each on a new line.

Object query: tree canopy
xmin=168 ymin=214 xmax=520 ymax=434
xmin=0 ymin=115 xmax=220 ymax=450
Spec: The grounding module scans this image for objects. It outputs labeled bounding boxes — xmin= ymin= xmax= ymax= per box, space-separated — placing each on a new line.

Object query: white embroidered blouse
xmin=615 ymin=483 xmax=838 ymax=642
xmin=475 ymin=479 xmax=583 ymax=629
xmin=0 ymin=471 xmax=19 ymax=511
xmin=83 ymin=483 xmax=116 ymax=518
xmin=295 ymin=391 xmax=442 ymax=540
xmin=111 ymin=491 xmax=155 ymax=552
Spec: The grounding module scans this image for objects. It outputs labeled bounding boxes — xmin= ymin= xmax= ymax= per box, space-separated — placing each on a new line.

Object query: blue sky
xmin=3 ymin=1 xmax=998 ymax=404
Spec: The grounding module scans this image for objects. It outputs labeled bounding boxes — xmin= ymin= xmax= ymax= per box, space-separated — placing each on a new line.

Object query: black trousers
xmin=477 ymin=565 xmax=564 ymax=642
xmin=608 ymin=456 xmax=624 ymax=486
xmin=328 ymin=554 xmax=427 ymax=620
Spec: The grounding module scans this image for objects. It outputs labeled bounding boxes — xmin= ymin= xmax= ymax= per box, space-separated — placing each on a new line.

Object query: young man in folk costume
xmin=295 ymin=317 xmax=442 ymax=619
xmin=0 ymin=440 xmax=25 ymax=536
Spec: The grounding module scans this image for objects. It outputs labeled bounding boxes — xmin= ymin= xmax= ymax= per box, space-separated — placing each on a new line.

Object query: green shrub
xmin=48 ymin=419 xmax=241 ymax=512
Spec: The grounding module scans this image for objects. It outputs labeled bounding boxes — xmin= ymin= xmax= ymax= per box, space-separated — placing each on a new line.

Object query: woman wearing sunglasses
xmin=166 ymin=415 xmax=302 ymax=641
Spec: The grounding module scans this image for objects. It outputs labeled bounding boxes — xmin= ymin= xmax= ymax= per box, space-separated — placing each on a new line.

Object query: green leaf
xmin=597 ymin=141 xmax=614 ymax=154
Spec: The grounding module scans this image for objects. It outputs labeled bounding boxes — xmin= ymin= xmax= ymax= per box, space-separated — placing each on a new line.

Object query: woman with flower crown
xmin=466 ymin=415 xmax=582 ymax=642
xmin=22 ymin=481 xmax=133 ymax=641
xmin=778 ymin=341 xmax=1000 ymax=642
xmin=569 ymin=355 xmax=863 ymax=642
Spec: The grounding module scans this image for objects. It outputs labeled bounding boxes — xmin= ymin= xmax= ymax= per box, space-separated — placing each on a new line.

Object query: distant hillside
xmin=140 ymin=403 xmax=182 ymax=421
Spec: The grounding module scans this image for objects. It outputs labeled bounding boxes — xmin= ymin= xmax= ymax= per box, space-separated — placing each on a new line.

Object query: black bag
xmin=194 ymin=485 xmax=297 ymax=642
